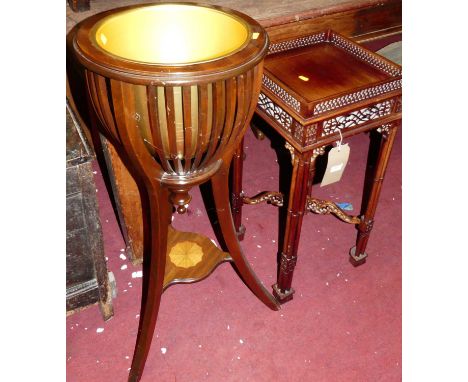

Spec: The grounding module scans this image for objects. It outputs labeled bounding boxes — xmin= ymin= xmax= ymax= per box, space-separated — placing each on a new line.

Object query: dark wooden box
xmin=66 ymin=100 xmax=114 ymax=321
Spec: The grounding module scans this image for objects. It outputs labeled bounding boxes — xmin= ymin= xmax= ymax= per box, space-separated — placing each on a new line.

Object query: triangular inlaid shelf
xmin=163 ymin=226 xmax=232 ymax=290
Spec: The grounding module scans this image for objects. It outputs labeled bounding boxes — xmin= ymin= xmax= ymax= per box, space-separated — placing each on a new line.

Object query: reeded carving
xmin=358 ymin=217 xmax=374 ymax=237
xmin=257 ymin=92 xmax=293 ymax=131
xmin=322 ymin=100 xmax=393 ymax=136
xmin=86 ymin=71 xmax=259 ymax=179
xmin=279 ymin=252 xmax=297 ymax=275
xmin=306 ymin=197 xmax=361 ymax=224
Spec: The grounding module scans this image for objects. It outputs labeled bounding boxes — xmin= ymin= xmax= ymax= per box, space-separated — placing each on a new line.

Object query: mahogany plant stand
xmin=70 ymin=4 xmax=280 ymax=381
xmin=232 ymin=29 xmax=402 ymax=303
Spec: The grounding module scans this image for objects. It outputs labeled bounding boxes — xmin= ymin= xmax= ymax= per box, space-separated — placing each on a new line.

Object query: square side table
xmin=231 ymin=29 xmax=402 ymax=303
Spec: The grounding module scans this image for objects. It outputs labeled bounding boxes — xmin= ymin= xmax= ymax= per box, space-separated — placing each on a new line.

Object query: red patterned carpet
xmin=66 ymin=118 xmax=401 ymax=381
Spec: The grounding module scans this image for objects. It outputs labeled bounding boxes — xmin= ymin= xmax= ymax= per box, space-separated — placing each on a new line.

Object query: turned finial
xmin=169 ymin=189 xmax=192 ymax=214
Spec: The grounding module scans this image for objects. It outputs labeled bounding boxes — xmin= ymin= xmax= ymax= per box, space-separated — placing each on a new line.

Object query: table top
xmin=267 ymin=43 xmax=389 ymax=103
xmin=262 ymin=30 xmax=402 ymax=122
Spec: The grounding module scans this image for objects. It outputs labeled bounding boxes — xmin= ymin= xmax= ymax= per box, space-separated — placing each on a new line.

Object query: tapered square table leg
xmin=231 ymin=138 xmax=246 ymax=241
xmin=273 ymin=148 xmax=322 ymax=303
xmin=350 ymin=122 xmax=399 ymax=265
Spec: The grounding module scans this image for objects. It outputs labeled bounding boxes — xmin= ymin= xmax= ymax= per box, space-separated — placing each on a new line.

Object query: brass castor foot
xmin=272 ymin=283 xmax=294 ymax=304
xmin=349 ymin=246 xmax=368 ymax=266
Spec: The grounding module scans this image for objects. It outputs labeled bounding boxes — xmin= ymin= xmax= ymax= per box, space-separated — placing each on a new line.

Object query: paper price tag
xmin=320 ymin=143 xmax=350 ymax=187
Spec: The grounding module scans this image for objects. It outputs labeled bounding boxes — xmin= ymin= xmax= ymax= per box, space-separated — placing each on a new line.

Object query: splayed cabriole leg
xmin=128 ymin=184 xmax=171 ymax=382
xmin=212 ymin=162 xmax=280 ymax=311
xmin=350 ymin=122 xmax=399 ymax=265
xmin=231 ymin=138 xmax=246 ymax=241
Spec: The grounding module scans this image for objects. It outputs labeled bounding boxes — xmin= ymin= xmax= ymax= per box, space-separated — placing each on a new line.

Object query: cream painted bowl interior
xmin=94 ymin=4 xmax=250 ymax=64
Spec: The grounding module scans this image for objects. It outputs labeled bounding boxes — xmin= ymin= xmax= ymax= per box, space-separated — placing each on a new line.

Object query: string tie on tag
xmin=337 ymin=129 xmax=343 ymax=152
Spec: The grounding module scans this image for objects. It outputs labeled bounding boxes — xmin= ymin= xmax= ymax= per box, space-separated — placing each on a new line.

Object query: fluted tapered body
xmin=84 ymin=66 xmax=261 ymax=180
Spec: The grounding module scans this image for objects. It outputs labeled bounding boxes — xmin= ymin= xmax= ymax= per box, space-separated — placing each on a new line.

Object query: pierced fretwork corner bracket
xmin=306 ymin=197 xmax=361 ymax=224
xmin=284 ymin=141 xmax=295 ymax=164
xmin=376 ymin=123 xmax=393 ymax=139
xmin=311 ymin=146 xmax=326 ymax=161
xmin=285 ymin=143 xmax=326 ymax=165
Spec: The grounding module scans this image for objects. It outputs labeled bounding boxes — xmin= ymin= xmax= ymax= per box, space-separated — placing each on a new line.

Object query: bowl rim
xmin=71 ymin=2 xmax=269 ymax=85
xmin=90 ymin=4 xmax=252 ymax=66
